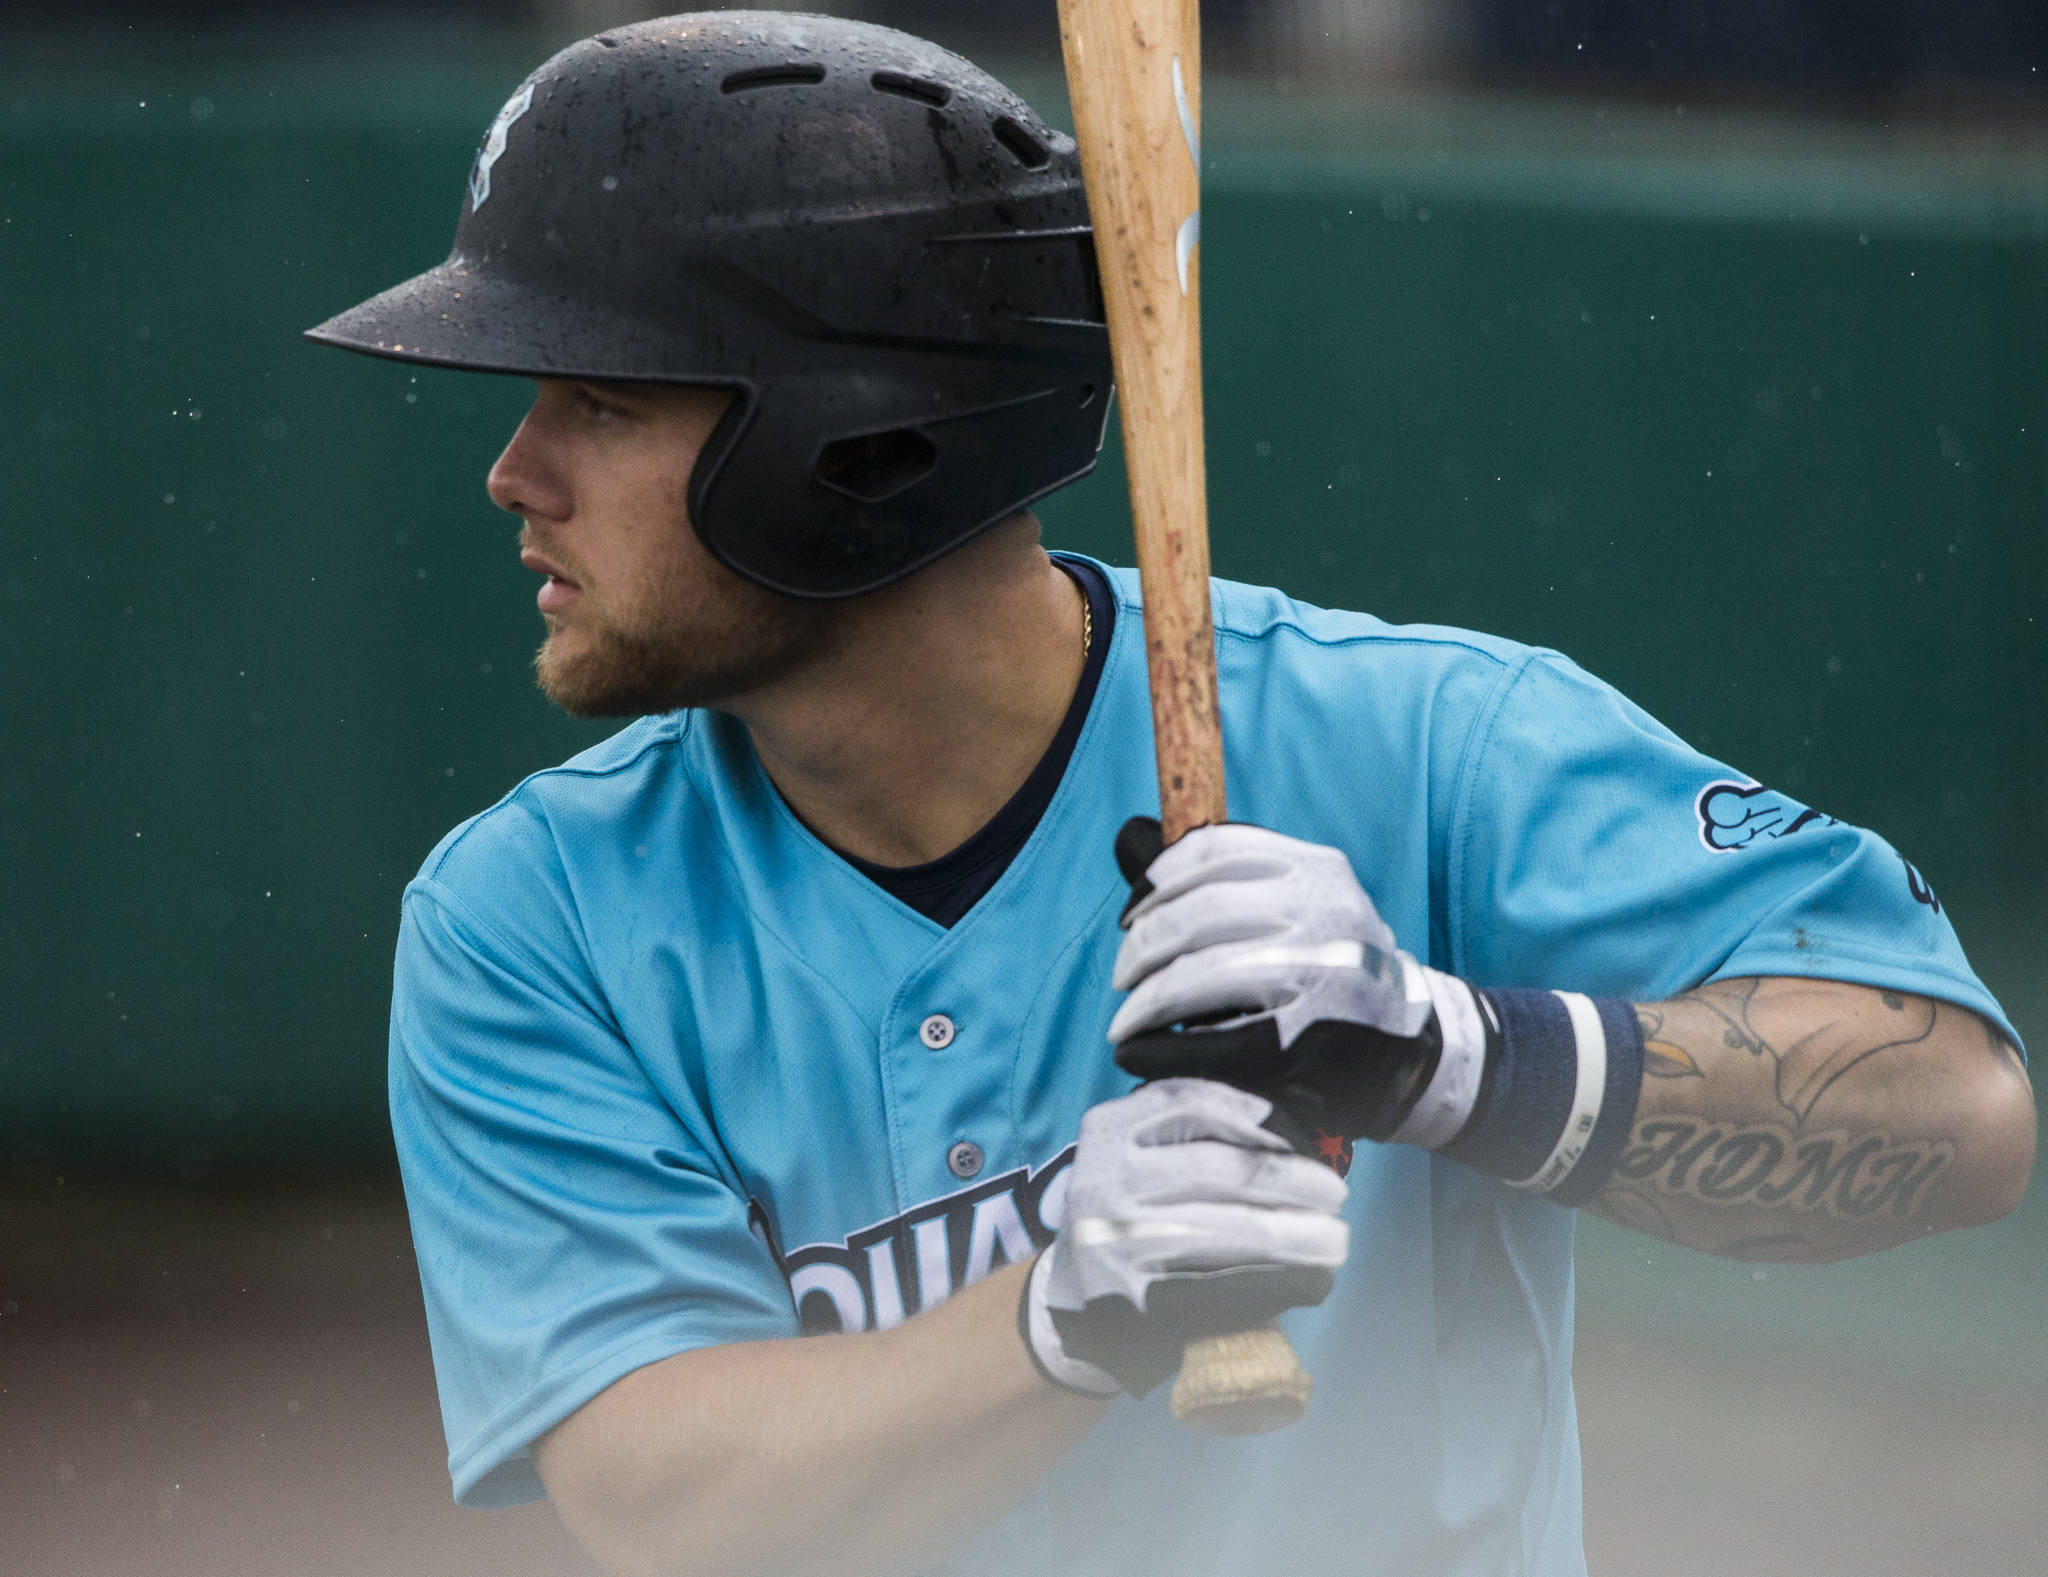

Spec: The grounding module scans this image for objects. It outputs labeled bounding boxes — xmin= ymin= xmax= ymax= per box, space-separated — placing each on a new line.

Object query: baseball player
xmin=309 ymin=15 xmax=2034 ymax=1577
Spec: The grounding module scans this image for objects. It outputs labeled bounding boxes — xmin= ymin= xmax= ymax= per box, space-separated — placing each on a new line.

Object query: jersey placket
xmin=863 ymin=689 xmax=1145 ymax=1318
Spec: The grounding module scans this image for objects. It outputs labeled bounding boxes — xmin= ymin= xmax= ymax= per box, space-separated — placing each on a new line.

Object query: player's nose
xmin=486 ymin=407 xmax=571 ymax=523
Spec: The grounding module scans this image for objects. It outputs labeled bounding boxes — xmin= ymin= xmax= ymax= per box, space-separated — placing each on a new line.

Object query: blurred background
xmin=2 ymin=1 xmax=2043 ymax=1573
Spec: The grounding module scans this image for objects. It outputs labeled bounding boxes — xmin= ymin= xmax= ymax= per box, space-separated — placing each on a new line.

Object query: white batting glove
xmin=1021 ymin=1078 xmax=1348 ymax=1398
xmin=1108 ymin=819 xmax=1490 ymax=1151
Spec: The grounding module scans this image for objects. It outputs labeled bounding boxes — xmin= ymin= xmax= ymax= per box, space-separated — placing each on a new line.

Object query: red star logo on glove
xmin=1311 ymin=1129 xmax=1353 ymax=1178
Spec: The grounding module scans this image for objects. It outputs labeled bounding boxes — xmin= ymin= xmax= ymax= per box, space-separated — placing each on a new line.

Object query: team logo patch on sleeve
xmin=772 ymin=1146 xmax=1075 ymax=1336
xmin=1695 ymin=779 xmax=1838 ymax=853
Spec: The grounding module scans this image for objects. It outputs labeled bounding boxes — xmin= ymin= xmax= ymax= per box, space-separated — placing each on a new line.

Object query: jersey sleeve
xmin=390 ymin=877 xmax=800 ymax=1509
xmin=1445 ymin=650 xmax=2019 ymax=1048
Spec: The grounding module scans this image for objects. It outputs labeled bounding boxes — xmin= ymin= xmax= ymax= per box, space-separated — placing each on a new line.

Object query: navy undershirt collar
xmin=838 ymin=557 xmax=1116 ymax=928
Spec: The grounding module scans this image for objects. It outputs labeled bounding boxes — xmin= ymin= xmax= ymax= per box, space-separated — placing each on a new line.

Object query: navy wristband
xmin=1438 ymin=988 xmax=1643 ymax=1207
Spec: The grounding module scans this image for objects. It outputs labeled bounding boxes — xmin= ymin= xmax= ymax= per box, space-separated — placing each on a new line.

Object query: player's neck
xmin=730 ymin=521 xmax=1088 ymax=868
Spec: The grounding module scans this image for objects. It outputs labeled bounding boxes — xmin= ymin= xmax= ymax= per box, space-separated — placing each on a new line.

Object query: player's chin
xmin=533 ymin=624 xmax=710 ymax=718
xmin=535 ymin=631 xmax=644 ymax=717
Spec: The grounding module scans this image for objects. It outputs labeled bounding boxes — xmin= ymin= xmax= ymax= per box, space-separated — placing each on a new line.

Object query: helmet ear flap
xmin=691 ymin=383 xmax=924 ymax=597
xmin=683 ymin=385 xmax=761 ymax=579
xmin=695 ymin=375 xmax=1112 ymax=600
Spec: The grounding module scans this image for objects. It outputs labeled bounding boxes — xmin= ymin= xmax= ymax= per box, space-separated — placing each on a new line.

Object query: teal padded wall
xmin=2 ymin=46 xmax=2041 ymax=1178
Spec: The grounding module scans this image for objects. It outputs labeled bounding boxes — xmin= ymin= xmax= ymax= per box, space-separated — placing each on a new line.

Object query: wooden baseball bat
xmin=1056 ymin=0 xmax=1313 ymax=1435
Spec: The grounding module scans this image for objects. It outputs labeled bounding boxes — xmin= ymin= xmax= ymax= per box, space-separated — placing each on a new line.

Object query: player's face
xmin=486 ymin=379 xmax=829 ymax=717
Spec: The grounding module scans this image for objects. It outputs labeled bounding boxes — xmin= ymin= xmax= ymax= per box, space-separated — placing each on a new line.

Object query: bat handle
xmin=1149 ymin=812 xmax=1311 ymax=1432
xmin=1147 ymin=632 xmax=1313 ymax=1433
xmin=1172 ymin=1327 xmax=1313 ymax=1433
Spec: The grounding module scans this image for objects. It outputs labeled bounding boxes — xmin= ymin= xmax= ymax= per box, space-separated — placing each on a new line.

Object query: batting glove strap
xmin=1438 ymin=988 xmax=1645 ymax=1208
xmin=1023 ymin=1238 xmax=1337 ymax=1400
xmin=1019 ymin=1251 xmax=1121 ymax=1397
xmin=1380 ymin=966 xmax=1490 ymax=1149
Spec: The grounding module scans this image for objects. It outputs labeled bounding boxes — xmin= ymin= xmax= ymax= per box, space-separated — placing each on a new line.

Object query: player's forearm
xmin=532 ymin=1257 xmax=1105 ymax=1577
xmin=1588 ymin=978 xmax=2035 ymax=1261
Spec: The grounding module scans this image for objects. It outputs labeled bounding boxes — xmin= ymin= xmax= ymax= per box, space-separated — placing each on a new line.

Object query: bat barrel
xmin=1058 ymin=0 xmax=1220 ymax=839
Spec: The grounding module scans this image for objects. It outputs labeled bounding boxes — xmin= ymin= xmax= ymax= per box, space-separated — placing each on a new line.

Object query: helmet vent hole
xmin=722 ymin=63 xmax=827 ymax=94
xmin=992 ymin=117 xmax=1050 ymax=169
xmin=871 ymin=72 xmax=951 ymax=108
xmin=815 ymin=429 xmax=939 ymax=504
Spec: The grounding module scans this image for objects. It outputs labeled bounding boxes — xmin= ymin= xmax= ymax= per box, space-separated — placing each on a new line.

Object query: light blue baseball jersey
xmin=389 ymin=560 xmax=2013 ymax=1575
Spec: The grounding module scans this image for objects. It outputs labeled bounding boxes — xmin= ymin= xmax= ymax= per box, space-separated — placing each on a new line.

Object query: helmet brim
xmin=304 ymin=259 xmax=743 ymax=390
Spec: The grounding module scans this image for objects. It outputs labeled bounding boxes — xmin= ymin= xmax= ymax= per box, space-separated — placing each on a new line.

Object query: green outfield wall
xmin=3 ymin=40 xmax=2043 ymax=1180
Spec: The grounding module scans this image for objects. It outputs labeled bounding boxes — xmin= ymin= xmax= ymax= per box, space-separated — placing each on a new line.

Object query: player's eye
xmin=573 ymin=386 xmax=627 ymax=421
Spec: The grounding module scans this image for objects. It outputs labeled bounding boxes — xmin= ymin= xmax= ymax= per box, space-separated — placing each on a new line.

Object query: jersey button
xmin=947 ymin=1141 xmax=984 ymax=1179
xmin=919 ymin=1014 xmax=956 ymax=1049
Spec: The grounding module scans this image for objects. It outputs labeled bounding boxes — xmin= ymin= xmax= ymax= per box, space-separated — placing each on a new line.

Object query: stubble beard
xmin=533 ymin=557 xmax=830 ymax=719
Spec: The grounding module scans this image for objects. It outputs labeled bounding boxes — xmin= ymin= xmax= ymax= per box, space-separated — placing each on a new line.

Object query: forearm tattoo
xmin=1612 ymin=1120 xmax=1951 ymax=1218
xmin=1591 ymin=979 xmax=2017 ymax=1259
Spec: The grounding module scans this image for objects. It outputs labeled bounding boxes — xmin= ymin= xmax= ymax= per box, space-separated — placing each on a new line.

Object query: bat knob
xmin=1169 ymin=1326 xmax=1312 ymax=1434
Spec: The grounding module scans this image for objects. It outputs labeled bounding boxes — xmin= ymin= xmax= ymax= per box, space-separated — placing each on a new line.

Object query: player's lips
xmin=521 ymin=548 xmax=582 ymax=613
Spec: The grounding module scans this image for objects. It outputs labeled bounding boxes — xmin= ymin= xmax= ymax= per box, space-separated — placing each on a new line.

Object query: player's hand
xmin=1021 ymin=1078 xmax=1348 ymax=1398
xmin=1107 ymin=818 xmax=1490 ymax=1148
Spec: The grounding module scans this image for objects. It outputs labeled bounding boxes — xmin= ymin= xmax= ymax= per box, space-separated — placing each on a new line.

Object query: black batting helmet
xmin=306 ymin=11 xmax=1115 ymax=599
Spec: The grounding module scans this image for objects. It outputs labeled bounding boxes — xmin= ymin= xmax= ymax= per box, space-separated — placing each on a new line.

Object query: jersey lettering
xmin=778 ymin=1147 xmax=1075 ymax=1335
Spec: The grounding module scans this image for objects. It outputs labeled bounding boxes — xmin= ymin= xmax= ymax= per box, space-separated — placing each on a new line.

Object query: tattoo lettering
xmin=1613 ymin=1119 xmax=1952 ymax=1220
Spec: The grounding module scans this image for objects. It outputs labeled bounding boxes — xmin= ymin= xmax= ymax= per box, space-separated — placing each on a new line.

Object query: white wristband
xmin=1510 ymin=991 xmax=1608 ymax=1194
xmin=1384 ymin=966 xmax=1490 ymax=1150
